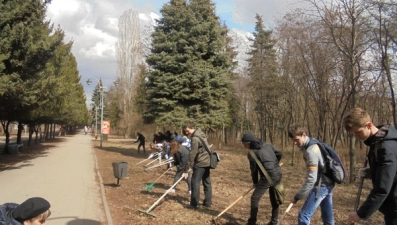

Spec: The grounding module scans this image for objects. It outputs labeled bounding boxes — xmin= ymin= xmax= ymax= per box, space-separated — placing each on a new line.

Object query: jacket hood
xmin=365 ymin=124 xmax=397 ymax=145
xmin=192 ymin=128 xmax=206 ymax=139
xmin=241 ymin=132 xmax=262 ymax=149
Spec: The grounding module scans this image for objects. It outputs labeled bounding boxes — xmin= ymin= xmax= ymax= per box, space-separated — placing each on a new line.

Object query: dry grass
xmin=95 ymin=137 xmax=384 ymax=225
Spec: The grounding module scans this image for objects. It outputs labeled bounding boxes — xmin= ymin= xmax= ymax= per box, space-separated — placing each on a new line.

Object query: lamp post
xmin=87 ymin=78 xmax=104 ymax=148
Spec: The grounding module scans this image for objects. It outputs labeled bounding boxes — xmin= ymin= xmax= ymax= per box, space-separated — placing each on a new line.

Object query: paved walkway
xmin=0 ymin=131 xmax=111 ymax=225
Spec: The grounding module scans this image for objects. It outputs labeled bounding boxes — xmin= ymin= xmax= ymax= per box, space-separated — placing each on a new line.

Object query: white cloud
xmin=45 ymin=0 xmax=306 ymax=104
xmin=231 ymin=0 xmax=309 ymax=27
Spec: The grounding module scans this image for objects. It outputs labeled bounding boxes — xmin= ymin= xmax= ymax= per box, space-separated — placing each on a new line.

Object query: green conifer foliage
xmin=246 ymin=14 xmax=281 ymax=141
xmin=145 ymin=0 xmax=234 ymax=129
xmin=0 ymin=0 xmax=62 ymax=121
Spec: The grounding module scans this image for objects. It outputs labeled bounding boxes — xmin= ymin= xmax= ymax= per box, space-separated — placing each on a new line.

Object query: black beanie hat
xmin=12 ymin=197 xmax=50 ymax=222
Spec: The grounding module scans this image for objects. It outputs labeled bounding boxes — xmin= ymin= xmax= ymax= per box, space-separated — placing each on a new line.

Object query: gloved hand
xmin=358 ymin=167 xmax=371 ymax=179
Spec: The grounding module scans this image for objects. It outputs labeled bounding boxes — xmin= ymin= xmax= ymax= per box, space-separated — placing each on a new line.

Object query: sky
xmin=45 ymin=0 xmax=308 ymax=105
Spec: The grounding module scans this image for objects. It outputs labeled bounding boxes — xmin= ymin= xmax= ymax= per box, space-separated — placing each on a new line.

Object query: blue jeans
xmin=298 ymin=185 xmax=335 ymax=225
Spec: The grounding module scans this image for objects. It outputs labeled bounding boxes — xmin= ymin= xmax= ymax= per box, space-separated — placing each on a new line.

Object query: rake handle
xmin=276 ymin=203 xmax=293 ymax=225
xmin=213 ymin=187 xmax=254 ymax=221
xmin=135 ymin=157 xmax=153 ymax=165
xmin=145 ymin=160 xmax=174 ymax=170
xmin=146 ymin=170 xmax=190 ymax=213
xmin=153 ymin=167 xmax=171 ymax=183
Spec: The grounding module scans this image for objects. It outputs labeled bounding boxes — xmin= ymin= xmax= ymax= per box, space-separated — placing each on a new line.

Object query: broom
xmin=143 ymin=167 xmax=171 ymax=191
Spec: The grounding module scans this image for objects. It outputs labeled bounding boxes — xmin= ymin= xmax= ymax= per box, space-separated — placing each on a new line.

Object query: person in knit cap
xmin=242 ymin=132 xmax=283 ymax=225
xmin=0 ymin=197 xmax=51 ymax=225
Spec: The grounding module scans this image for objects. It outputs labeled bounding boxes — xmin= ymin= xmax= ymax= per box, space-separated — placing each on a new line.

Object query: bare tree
xmin=116 ymin=9 xmax=144 ymax=137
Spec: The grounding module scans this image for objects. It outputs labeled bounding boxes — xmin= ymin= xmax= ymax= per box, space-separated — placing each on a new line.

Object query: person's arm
xmin=185 ymin=137 xmax=198 ymax=172
xmin=247 ymin=153 xmax=259 ymax=184
xmin=273 ymin=145 xmax=282 ymax=162
xmin=357 ymin=145 xmax=397 ymax=219
xmin=294 ymin=145 xmax=320 ymax=201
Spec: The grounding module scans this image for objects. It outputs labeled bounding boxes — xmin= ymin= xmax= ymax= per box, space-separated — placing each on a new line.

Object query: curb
xmin=93 ymin=145 xmax=114 ymax=225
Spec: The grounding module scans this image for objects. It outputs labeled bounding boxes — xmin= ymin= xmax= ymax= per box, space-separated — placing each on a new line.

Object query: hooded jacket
xmin=185 ymin=128 xmax=210 ymax=171
xmin=357 ymin=125 xmax=397 ymax=219
xmin=242 ymin=132 xmax=282 ymax=185
xmin=0 ymin=203 xmax=21 ymax=225
xmin=173 ymin=145 xmax=190 ymax=172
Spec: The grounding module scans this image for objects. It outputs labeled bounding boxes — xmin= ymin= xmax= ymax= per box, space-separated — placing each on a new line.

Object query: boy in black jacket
xmin=242 ymin=132 xmax=283 ymax=225
xmin=344 ymin=107 xmax=397 ymax=225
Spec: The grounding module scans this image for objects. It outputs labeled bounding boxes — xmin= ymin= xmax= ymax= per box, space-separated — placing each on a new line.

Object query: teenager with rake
xmin=168 ymin=135 xmax=191 ymax=194
xmin=242 ymin=132 xmax=283 ymax=225
xmin=344 ymin=108 xmax=397 ymax=225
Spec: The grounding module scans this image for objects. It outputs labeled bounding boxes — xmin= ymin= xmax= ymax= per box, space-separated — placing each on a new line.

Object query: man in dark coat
xmin=344 ymin=107 xmax=397 ymax=225
xmin=182 ymin=121 xmax=212 ymax=209
xmin=242 ymin=132 xmax=283 ymax=225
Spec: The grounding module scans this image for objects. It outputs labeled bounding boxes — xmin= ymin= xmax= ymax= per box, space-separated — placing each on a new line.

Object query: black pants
xmin=248 ymin=178 xmax=281 ymax=225
xmin=190 ymin=166 xmax=212 ymax=207
xmin=137 ymin=142 xmax=146 ymax=153
xmin=379 ymin=197 xmax=397 ymax=225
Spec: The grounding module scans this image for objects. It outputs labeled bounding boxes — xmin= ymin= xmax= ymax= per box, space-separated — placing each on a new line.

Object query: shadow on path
xmin=47 ymin=216 xmax=101 ymax=225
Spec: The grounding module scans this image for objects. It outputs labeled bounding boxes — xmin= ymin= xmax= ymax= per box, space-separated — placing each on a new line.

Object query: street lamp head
xmin=86 ymin=79 xmax=92 ymax=85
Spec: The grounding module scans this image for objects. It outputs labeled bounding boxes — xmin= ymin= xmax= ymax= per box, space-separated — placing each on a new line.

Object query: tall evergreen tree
xmin=0 ymin=0 xmax=63 ymax=147
xmin=145 ymin=0 xmax=235 ymax=129
xmin=246 ymin=14 xmax=280 ymax=141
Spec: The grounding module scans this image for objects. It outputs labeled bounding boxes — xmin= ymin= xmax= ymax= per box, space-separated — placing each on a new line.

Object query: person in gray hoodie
xmin=242 ymin=132 xmax=283 ymax=225
xmin=288 ymin=125 xmax=335 ymax=225
xmin=182 ymin=121 xmax=212 ymax=209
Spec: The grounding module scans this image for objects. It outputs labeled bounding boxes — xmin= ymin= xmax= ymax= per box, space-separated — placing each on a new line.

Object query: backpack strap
xmin=195 ymin=136 xmax=211 ymax=155
xmin=248 ymin=150 xmax=274 ymax=186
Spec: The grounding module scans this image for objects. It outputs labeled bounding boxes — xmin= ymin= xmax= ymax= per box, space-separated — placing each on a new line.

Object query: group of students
xmin=144 ymin=121 xmax=213 ymax=209
xmin=242 ymin=107 xmax=397 ymax=225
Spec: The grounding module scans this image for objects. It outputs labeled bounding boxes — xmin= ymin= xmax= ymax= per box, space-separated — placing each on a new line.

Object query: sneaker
xmin=167 ymin=188 xmax=175 ymax=193
xmin=185 ymin=205 xmax=199 ymax=210
xmin=188 ymin=190 xmax=191 ymax=195
xmin=202 ymin=204 xmax=211 ymax=208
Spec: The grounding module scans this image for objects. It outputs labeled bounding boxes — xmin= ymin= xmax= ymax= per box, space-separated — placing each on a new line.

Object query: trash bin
xmin=112 ymin=161 xmax=128 ymax=186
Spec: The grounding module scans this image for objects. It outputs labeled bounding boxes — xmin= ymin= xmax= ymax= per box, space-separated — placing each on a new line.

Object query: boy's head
xmin=344 ymin=107 xmax=376 ymax=141
xmin=288 ymin=125 xmax=307 ymax=147
xmin=182 ymin=121 xmax=195 ymax=136
xmin=12 ymin=197 xmax=51 ymax=225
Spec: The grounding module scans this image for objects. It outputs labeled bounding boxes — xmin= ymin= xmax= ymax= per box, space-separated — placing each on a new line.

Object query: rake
xmin=144 ymin=159 xmax=174 ymax=171
xmin=135 ymin=152 xmax=159 ymax=166
xmin=276 ymin=203 xmax=293 ymax=225
xmin=143 ymin=167 xmax=171 ymax=191
xmin=138 ymin=171 xmax=188 ymax=217
xmin=212 ymin=187 xmax=254 ymax=223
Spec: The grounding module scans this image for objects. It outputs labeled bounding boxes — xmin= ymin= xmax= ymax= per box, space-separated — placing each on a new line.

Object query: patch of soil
xmin=94 ymin=138 xmax=384 ymax=225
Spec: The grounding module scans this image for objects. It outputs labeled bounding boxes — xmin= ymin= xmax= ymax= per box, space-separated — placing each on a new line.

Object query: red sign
xmin=102 ymin=121 xmax=110 ymax=135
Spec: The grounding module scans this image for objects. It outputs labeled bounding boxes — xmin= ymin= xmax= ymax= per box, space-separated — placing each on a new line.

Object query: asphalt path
xmin=0 ymin=131 xmax=112 ymax=225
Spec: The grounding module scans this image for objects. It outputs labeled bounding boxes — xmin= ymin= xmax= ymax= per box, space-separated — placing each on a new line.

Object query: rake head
xmin=137 ymin=209 xmax=156 ymax=217
xmin=142 ymin=182 xmax=155 ymax=191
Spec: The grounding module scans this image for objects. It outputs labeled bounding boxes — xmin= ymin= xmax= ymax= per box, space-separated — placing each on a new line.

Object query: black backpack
xmin=308 ymin=138 xmax=346 ymax=184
